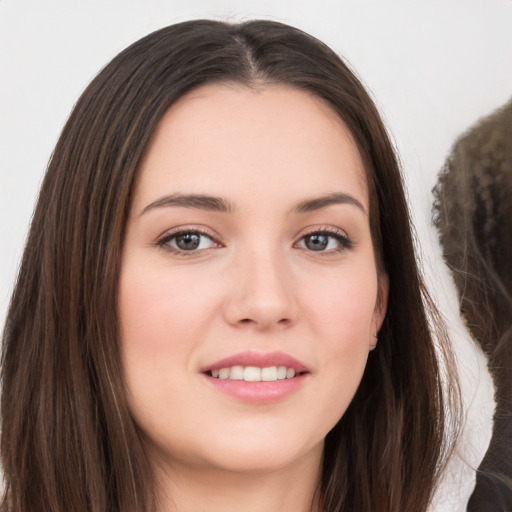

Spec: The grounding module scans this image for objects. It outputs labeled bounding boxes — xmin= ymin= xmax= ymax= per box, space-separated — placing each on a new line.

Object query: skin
xmin=119 ymin=83 xmax=388 ymax=512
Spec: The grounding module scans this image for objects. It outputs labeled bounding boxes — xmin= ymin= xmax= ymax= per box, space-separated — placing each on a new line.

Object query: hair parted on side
xmin=1 ymin=19 xmax=460 ymax=512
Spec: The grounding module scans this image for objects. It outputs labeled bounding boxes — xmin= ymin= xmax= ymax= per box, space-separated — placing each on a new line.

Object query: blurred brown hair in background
xmin=434 ymin=99 xmax=512 ymax=512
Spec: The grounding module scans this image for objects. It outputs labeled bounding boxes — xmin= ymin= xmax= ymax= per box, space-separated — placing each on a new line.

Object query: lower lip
xmin=202 ymin=373 xmax=309 ymax=404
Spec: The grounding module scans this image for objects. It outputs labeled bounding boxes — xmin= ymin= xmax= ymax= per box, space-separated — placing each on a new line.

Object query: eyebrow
xmin=294 ymin=192 xmax=367 ymax=215
xmin=140 ymin=194 xmax=234 ymax=216
xmin=140 ymin=191 xmax=366 ymax=217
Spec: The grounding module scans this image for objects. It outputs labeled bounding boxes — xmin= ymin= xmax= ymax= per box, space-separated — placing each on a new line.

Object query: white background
xmin=1 ymin=1 xmax=511 ymax=509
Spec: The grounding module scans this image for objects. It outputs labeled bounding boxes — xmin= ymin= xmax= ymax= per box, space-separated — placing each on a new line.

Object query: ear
xmin=370 ymin=273 xmax=389 ymax=349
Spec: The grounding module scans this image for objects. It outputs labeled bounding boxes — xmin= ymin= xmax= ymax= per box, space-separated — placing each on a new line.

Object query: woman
xmin=1 ymin=19 xmax=460 ymax=512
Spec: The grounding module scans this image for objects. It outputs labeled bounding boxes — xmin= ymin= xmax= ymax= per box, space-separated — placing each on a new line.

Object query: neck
xmin=152 ymin=446 xmax=323 ymax=512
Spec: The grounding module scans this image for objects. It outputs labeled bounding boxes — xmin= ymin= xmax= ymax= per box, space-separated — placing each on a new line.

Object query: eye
xmin=157 ymin=229 xmax=219 ymax=254
xmin=296 ymin=229 xmax=353 ymax=253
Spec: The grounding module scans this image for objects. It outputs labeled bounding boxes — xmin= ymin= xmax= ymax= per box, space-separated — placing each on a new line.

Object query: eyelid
xmin=298 ymin=224 xmax=349 ymax=238
xmin=154 ymin=224 xmax=353 ymax=256
xmin=155 ymin=225 xmax=223 ymax=255
xmin=294 ymin=225 xmax=354 ymax=252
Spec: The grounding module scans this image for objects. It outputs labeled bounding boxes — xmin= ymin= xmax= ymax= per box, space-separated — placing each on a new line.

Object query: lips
xmin=201 ymin=351 xmax=309 ymax=404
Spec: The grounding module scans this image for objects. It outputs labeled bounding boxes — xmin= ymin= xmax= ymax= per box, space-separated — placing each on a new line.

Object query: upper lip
xmin=201 ymin=350 xmax=309 ymax=373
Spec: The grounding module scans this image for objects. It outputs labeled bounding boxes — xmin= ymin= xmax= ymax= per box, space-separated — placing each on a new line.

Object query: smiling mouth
xmin=206 ymin=365 xmax=307 ymax=382
xmin=202 ymin=352 xmax=309 ymax=403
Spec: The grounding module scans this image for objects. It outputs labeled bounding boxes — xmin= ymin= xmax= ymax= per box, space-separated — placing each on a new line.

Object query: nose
xmin=223 ymin=246 xmax=298 ymax=331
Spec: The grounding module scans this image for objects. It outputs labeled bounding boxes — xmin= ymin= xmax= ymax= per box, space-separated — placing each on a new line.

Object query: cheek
xmin=118 ymin=264 xmax=215 ymax=356
xmin=302 ymin=266 xmax=378 ymax=341
xmin=117 ymin=265 xmax=210 ymax=428
xmin=117 ymin=263 xmax=214 ymax=433
xmin=299 ymin=267 xmax=377 ymax=416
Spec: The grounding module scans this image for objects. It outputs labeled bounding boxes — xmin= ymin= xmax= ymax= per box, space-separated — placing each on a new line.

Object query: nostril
xmin=238 ymin=317 xmax=291 ymax=326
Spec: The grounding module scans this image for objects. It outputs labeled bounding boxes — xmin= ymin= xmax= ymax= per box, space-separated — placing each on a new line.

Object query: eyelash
xmin=296 ymin=226 xmax=354 ymax=253
xmin=156 ymin=226 xmax=353 ymax=256
xmin=156 ymin=227 xmax=221 ymax=256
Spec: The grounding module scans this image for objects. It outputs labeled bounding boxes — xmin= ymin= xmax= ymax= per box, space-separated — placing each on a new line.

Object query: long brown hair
xmin=1 ymin=19 xmax=460 ymax=512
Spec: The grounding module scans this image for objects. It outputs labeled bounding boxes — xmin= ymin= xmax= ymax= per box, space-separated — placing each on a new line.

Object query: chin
xmin=149 ymin=429 xmax=322 ymax=476
xmin=191 ymin=431 xmax=325 ymax=475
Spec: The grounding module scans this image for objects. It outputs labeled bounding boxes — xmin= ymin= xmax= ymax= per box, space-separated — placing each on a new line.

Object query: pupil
xmin=177 ymin=233 xmax=200 ymax=250
xmin=306 ymin=234 xmax=328 ymax=251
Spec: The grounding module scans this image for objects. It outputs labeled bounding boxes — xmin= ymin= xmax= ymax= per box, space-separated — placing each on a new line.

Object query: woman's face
xmin=119 ymin=84 xmax=387 ymax=476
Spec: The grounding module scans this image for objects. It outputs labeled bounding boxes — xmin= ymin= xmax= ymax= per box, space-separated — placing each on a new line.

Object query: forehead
xmin=133 ymin=83 xmax=368 ymax=212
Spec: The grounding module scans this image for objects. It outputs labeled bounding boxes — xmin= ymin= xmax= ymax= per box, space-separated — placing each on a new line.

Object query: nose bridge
xmin=225 ymin=238 xmax=296 ymax=329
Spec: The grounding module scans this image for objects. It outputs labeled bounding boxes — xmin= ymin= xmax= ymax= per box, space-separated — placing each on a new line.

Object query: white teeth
xmin=209 ymin=365 xmax=300 ymax=381
xmin=218 ymin=368 xmax=230 ymax=379
xmin=244 ymin=366 xmax=261 ymax=381
xmin=261 ymin=366 xmax=278 ymax=381
xmin=229 ymin=365 xmax=244 ymax=380
xmin=277 ymin=366 xmax=287 ymax=379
